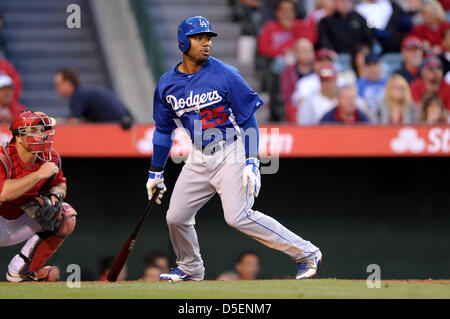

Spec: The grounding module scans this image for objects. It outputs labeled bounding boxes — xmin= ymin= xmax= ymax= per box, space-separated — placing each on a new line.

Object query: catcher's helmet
xmin=178 ymin=16 xmax=217 ymax=53
xmin=10 ymin=111 xmax=55 ymax=161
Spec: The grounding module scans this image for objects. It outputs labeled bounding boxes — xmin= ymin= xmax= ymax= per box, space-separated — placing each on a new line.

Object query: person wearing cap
xmin=280 ymin=38 xmax=315 ymax=123
xmin=320 ymin=85 xmax=371 ymax=124
xmin=0 ymin=73 xmax=25 ymax=123
xmin=297 ymin=64 xmax=338 ymax=125
xmin=438 ymin=27 xmax=450 ymax=84
xmin=317 ymin=0 xmax=373 ymax=54
xmin=291 ymin=48 xmax=337 ymax=107
xmin=356 ymin=52 xmax=388 ymax=116
xmin=410 ymin=56 xmax=450 ymax=110
xmin=54 ymin=68 xmax=133 ymax=128
xmin=394 ymin=35 xmax=424 ymax=83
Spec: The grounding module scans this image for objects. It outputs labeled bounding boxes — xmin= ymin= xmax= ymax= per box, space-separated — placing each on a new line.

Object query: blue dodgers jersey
xmin=153 ymin=57 xmax=263 ymax=147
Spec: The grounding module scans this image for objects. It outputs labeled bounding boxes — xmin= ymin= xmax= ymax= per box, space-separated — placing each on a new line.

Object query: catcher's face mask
xmin=10 ymin=111 xmax=55 ymax=161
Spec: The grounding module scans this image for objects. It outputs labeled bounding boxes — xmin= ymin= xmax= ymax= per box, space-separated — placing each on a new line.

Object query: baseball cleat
xmin=296 ymin=250 xmax=322 ymax=280
xmin=160 ymin=268 xmax=192 ymax=282
xmin=6 ymin=266 xmax=59 ymax=283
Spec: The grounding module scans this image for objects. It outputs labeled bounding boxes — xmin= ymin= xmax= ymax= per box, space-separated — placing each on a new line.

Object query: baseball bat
xmin=107 ymin=183 xmax=165 ymax=282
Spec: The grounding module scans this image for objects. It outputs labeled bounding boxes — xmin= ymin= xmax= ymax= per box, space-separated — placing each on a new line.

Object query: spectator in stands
xmin=0 ymin=74 xmax=25 ymax=123
xmin=298 ymin=64 xmax=338 ymax=125
xmin=259 ymin=0 xmax=310 ymax=25
xmin=317 ymin=0 xmax=374 ymax=54
xmin=280 ymin=38 xmax=315 ymax=123
xmin=257 ymin=0 xmax=317 ymax=59
xmin=410 ymin=56 xmax=450 ymax=110
xmin=307 ymin=0 xmax=335 ymax=24
xmin=374 ymin=74 xmax=417 ymax=124
xmin=98 ymin=255 xmax=127 ymax=281
xmin=410 ymin=0 xmax=450 ymax=55
xmin=438 ymin=27 xmax=450 ymax=83
xmin=394 ymin=35 xmax=424 ymax=83
xmin=235 ymin=251 xmax=260 ymax=280
xmin=356 ymin=0 xmax=414 ymax=53
xmin=291 ymin=48 xmax=336 ymax=107
xmin=420 ymin=92 xmax=448 ymax=124
xmin=320 ymin=85 xmax=371 ymax=124
xmin=54 ymin=68 xmax=133 ymax=128
xmin=257 ymin=0 xmax=317 ymax=121
xmin=357 ymin=53 xmax=388 ymax=114
xmin=142 ymin=264 xmax=163 ymax=282
xmin=0 ymin=57 xmax=22 ymax=106
xmin=144 ymin=250 xmax=170 ymax=274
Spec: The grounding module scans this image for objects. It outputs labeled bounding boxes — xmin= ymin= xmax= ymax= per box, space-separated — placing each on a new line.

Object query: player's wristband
xmin=246 ymin=157 xmax=260 ymax=166
xmin=245 ymin=158 xmax=260 ymax=175
xmin=149 ymin=171 xmax=164 ymax=179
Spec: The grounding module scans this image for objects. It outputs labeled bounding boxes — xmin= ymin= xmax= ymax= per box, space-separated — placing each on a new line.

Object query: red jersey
xmin=257 ymin=19 xmax=317 ymax=58
xmin=410 ymin=79 xmax=450 ymax=110
xmin=410 ymin=22 xmax=450 ymax=50
xmin=0 ymin=143 xmax=66 ymax=220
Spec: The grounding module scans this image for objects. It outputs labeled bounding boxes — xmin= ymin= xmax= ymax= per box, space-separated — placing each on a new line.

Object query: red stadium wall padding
xmin=1 ymin=124 xmax=449 ymax=158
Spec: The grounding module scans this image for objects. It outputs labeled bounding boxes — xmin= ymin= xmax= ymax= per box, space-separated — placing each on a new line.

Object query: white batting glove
xmin=242 ymin=157 xmax=261 ymax=198
xmin=146 ymin=171 xmax=167 ymax=204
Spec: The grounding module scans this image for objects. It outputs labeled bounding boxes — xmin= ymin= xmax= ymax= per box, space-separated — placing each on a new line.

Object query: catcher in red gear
xmin=0 ymin=111 xmax=76 ymax=282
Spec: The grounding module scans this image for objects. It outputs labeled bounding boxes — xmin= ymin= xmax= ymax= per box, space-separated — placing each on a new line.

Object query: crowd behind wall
xmin=231 ymin=0 xmax=450 ymax=124
xmin=1 ymin=1 xmax=450 ymax=125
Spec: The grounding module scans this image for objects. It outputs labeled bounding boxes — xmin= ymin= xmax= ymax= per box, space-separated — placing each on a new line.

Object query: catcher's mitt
xmin=21 ymin=193 xmax=63 ymax=232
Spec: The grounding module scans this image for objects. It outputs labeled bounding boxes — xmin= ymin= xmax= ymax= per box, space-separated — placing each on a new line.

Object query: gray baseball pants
xmin=166 ymin=137 xmax=320 ymax=280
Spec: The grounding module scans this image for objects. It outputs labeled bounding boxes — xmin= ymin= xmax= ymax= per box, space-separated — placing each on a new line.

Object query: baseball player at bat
xmin=146 ymin=16 xmax=322 ymax=281
xmin=0 ymin=111 xmax=76 ymax=282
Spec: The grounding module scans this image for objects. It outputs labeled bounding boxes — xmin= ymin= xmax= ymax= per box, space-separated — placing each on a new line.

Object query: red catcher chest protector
xmin=0 ymin=143 xmax=60 ymax=220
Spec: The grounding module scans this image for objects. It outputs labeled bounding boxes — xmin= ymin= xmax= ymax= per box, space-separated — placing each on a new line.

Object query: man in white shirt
xmin=291 ymin=48 xmax=336 ymax=108
xmin=355 ymin=0 xmax=393 ymax=30
xmin=297 ymin=64 xmax=338 ymax=125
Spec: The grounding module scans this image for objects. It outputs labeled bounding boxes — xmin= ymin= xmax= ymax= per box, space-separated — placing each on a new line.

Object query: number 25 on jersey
xmin=200 ymin=106 xmax=228 ymax=129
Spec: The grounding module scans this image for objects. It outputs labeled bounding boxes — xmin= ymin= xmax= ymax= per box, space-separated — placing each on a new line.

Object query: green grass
xmin=0 ymin=279 xmax=449 ymax=299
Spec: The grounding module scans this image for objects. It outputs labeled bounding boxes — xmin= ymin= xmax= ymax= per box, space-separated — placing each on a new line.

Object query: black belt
xmin=194 ymin=135 xmax=238 ymax=155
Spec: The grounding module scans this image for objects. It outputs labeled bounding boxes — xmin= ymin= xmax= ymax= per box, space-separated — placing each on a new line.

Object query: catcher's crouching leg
xmin=7 ymin=203 xmax=77 ymax=282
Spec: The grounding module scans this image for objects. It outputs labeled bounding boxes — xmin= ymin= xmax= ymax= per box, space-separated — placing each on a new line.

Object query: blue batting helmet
xmin=178 ymin=16 xmax=217 ymax=53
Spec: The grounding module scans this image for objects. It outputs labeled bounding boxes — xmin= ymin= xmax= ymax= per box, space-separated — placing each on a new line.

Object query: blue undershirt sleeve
xmin=241 ymin=114 xmax=259 ymax=158
xmin=150 ymin=129 xmax=173 ymax=170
